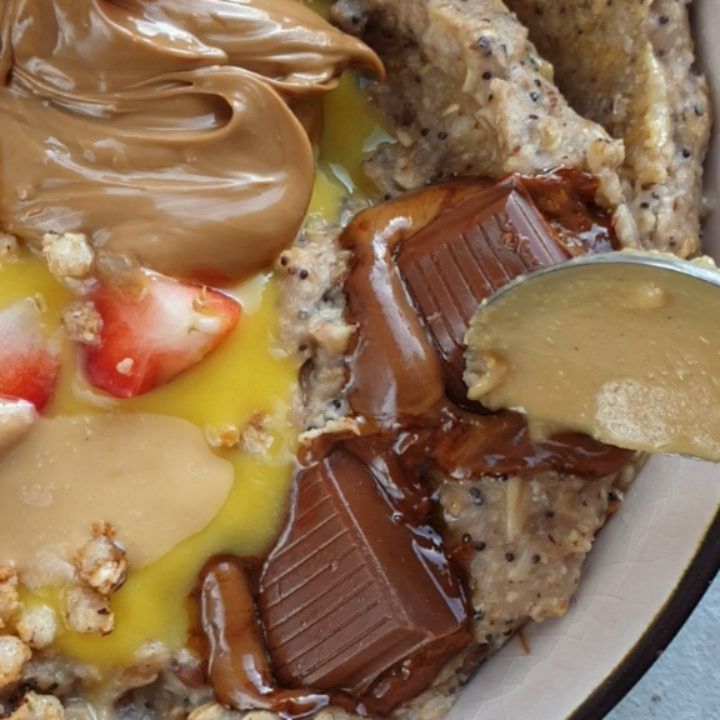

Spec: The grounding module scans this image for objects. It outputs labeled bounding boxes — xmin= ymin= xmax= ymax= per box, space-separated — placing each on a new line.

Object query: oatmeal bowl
xmin=0 ymin=1 xmax=718 ymax=720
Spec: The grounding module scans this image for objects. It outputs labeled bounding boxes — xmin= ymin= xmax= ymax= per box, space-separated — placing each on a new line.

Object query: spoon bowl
xmin=464 ymin=250 xmax=720 ymax=460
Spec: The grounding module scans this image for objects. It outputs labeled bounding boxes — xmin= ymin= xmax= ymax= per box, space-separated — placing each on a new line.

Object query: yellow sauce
xmin=6 ymin=60 xmax=389 ymax=671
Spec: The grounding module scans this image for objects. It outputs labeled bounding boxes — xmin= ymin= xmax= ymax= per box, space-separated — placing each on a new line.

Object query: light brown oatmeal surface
xmin=504 ymin=0 xmax=711 ymax=256
xmin=331 ymin=0 xmax=637 ymax=246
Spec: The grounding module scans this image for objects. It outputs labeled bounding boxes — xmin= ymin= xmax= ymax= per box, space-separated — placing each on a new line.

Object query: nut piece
xmin=16 ymin=606 xmax=57 ymax=650
xmin=74 ymin=523 xmax=128 ymax=595
xmin=0 ymin=567 xmax=20 ymax=629
xmin=62 ymin=302 xmax=103 ymax=346
xmin=64 ymin=587 xmax=114 ymax=636
xmin=7 ymin=692 xmax=65 ymax=720
xmin=0 ymin=635 xmax=31 ymax=689
xmin=41 ymin=232 xmax=94 ymax=280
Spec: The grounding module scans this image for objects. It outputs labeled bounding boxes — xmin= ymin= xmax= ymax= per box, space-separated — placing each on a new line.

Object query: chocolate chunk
xmin=200 ymin=557 xmax=333 ymax=717
xmin=397 ymin=176 xmax=569 ymax=405
xmin=257 ymin=448 xmax=469 ymax=709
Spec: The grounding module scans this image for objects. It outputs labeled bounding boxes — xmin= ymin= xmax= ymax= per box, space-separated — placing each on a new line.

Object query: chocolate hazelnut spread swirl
xmin=0 ymin=0 xmax=381 ymax=282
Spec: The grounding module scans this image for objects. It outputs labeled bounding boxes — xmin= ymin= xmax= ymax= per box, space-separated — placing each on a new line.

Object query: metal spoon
xmin=464 ymin=251 xmax=720 ymax=460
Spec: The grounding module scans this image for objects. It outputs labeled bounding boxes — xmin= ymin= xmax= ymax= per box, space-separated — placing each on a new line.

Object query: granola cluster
xmin=0 ymin=524 xmax=128 ymax=717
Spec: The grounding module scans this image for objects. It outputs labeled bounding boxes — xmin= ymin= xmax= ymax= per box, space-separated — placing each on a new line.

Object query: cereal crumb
xmin=0 ymin=567 xmax=20 ymax=629
xmin=41 ymin=232 xmax=94 ymax=280
xmin=204 ymin=424 xmax=241 ymax=449
xmin=62 ymin=302 xmax=103 ymax=346
xmin=299 ymin=417 xmax=361 ymax=445
xmin=64 ymin=586 xmax=114 ymax=636
xmin=0 ymin=635 xmax=31 ymax=689
xmin=0 ymin=232 xmax=19 ymax=262
xmin=74 ymin=523 xmax=128 ymax=596
xmin=7 ymin=691 xmax=65 ymax=720
xmin=16 ymin=606 xmax=57 ymax=650
xmin=239 ymin=413 xmax=273 ymax=455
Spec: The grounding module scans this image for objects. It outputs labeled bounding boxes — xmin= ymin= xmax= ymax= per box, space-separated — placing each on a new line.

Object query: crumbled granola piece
xmin=64 ymin=587 xmax=114 ymax=636
xmin=41 ymin=232 xmax=94 ymax=280
xmin=62 ymin=302 xmax=103 ymax=346
xmin=7 ymin=692 xmax=64 ymax=720
xmin=95 ymin=641 xmax=171 ymax=708
xmin=74 ymin=523 xmax=128 ymax=596
xmin=16 ymin=606 xmax=57 ymax=650
xmin=204 ymin=424 xmax=241 ymax=449
xmin=0 ymin=232 xmax=19 ymax=262
xmin=0 ymin=635 xmax=31 ymax=689
xmin=238 ymin=413 xmax=273 ymax=455
xmin=308 ymin=319 xmax=355 ymax=356
xmin=0 ymin=567 xmax=20 ymax=629
xmin=205 ymin=413 xmax=273 ymax=454
xmin=121 ymin=641 xmax=170 ymax=689
xmin=298 ymin=417 xmax=361 ymax=445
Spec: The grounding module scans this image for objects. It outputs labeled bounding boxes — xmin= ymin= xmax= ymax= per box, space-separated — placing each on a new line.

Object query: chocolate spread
xmin=0 ymin=0 xmax=381 ymax=282
xmin=341 ymin=171 xmax=631 ymax=481
xmin=197 ymin=172 xmax=635 ymax=718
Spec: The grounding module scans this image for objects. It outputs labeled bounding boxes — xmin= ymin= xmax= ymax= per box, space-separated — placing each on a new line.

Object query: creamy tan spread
xmin=0 ymin=0 xmax=381 ymax=282
xmin=0 ymin=413 xmax=234 ymax=584
xmin=465 ymin=255 xmax=720 ymax=460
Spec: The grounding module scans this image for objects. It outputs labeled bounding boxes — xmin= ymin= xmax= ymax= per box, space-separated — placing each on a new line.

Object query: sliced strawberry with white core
xmin=0 ymin=299 xmax=59 ymax=410
xmin=82 ymin=275 xmax=241 ymax=398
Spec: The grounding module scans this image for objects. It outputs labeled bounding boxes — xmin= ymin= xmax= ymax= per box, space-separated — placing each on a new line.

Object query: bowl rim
xmin=568 ymin=507 xmax=720 ymax=719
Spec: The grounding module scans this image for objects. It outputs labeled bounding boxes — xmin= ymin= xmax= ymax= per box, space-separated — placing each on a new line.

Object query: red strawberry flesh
xmin=0 ymin=299 xmax=59 ymax=410
xmin=82 ymin=275 xmax=241 ymax=398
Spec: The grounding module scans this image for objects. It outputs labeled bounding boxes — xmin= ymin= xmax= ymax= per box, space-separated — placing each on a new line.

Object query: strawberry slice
xmin=82 ymin=275 xmax=241 ymax=398
xmin=0 ymin=299 xmax=59 ymax=410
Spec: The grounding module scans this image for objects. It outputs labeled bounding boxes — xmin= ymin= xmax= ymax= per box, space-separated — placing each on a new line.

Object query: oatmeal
xmin=0 ymin=0 xmax=711 ymax=718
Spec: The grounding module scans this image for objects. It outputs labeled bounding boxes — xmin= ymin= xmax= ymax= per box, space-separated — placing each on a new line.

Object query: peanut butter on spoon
xmin=465 ymin=252 xmax=720 ymax=461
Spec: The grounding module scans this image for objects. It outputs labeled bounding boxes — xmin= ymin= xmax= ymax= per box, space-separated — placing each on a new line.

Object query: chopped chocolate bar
xmin=397 ymin=177 xmax=567 ymax=404
xmin=258 ymin=448 xmax=470 ymax=704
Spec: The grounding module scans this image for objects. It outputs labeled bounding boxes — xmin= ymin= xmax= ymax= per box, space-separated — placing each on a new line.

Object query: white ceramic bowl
xmin=448 ymin=2 xmax=720 ymax=718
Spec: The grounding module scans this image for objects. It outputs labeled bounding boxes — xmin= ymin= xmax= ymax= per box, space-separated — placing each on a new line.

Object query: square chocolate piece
xmin=258 ymin=448 xmax=468 ymax=696
xmin=397 ymin=177 xmax=569 ymax=404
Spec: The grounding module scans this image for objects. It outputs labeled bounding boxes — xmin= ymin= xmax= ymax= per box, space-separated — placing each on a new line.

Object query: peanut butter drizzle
xmin=0 ymin=0 xmax=381 ymax=282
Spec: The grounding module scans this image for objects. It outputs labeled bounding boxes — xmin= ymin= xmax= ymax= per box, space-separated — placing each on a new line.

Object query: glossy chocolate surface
xmin=258 ymin=448 xmax=470 ymax=713
xmin=197 ymin=172 xmax=633 ymax=717
xmin=201 ymin=557 xmax=334 ymax=717
xmin=397 ymin=178 xmax=563 ymax=403
xmin=342 ymin=171 xmax=631 ymax=479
